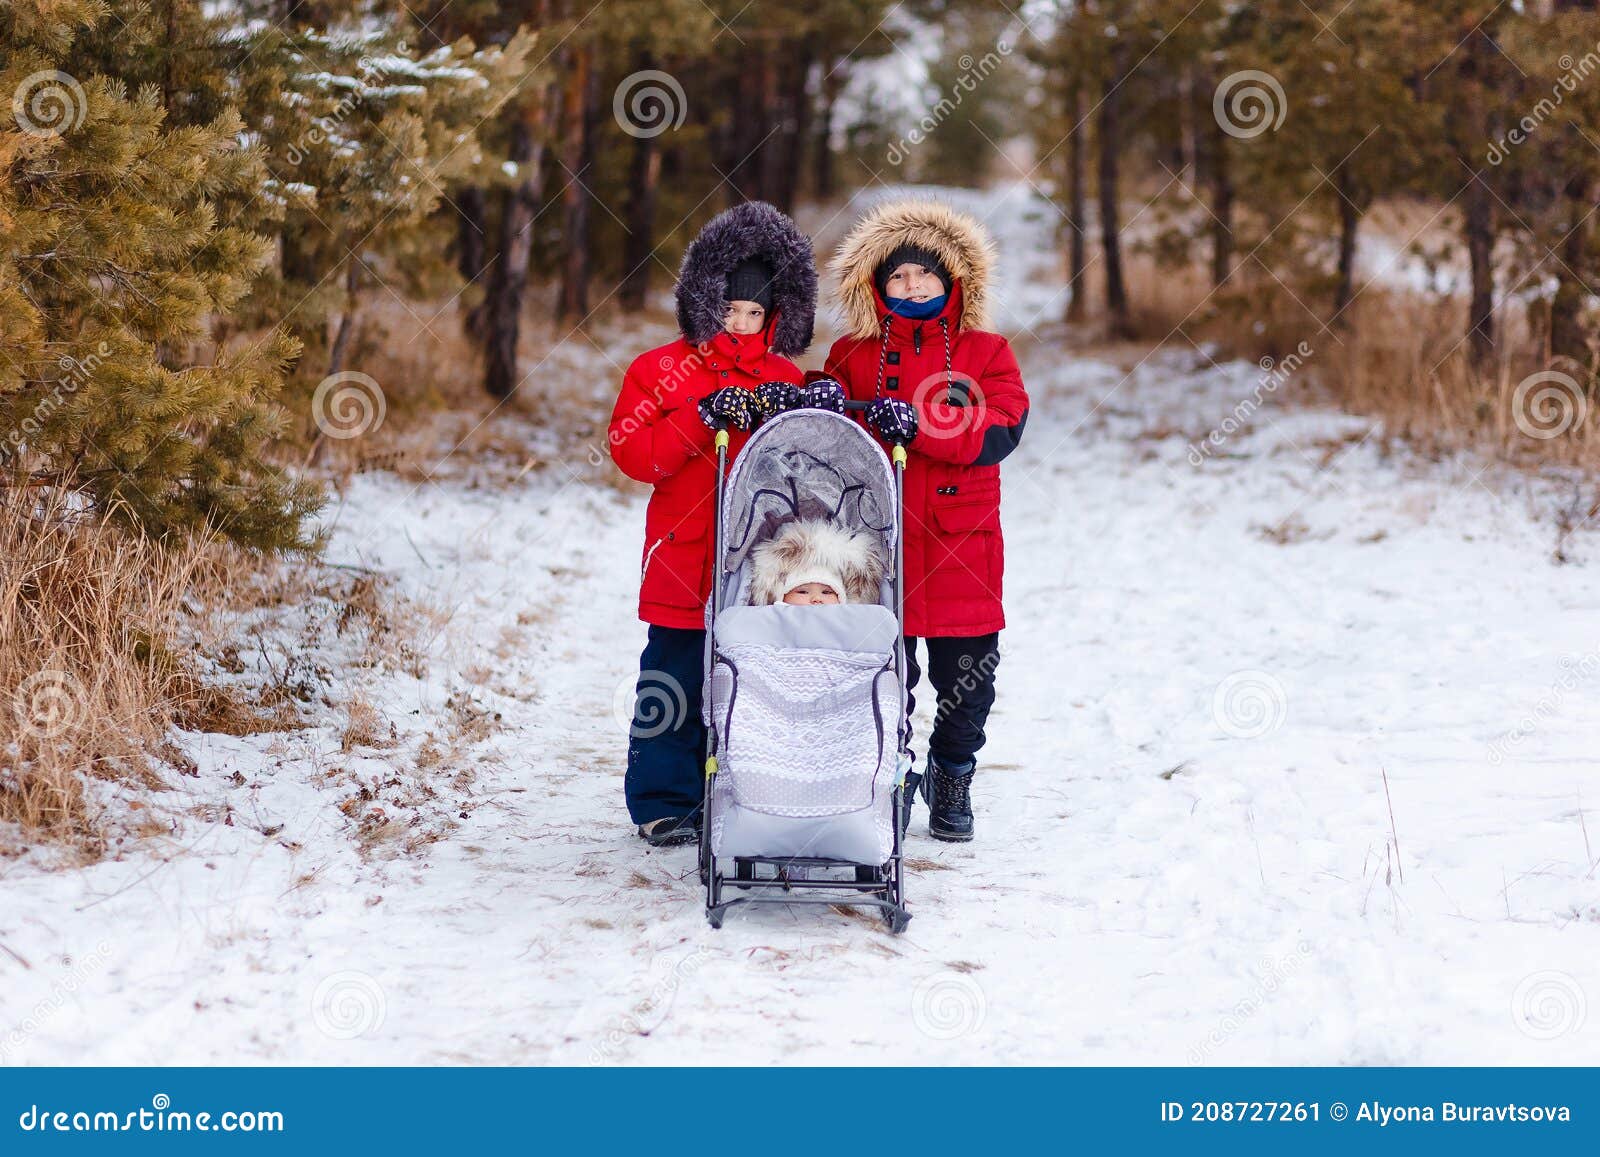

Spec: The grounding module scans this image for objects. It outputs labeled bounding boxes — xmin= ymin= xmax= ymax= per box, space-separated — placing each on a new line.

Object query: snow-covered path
xmin=5 ymin=184 xmax=1598 ymax=1066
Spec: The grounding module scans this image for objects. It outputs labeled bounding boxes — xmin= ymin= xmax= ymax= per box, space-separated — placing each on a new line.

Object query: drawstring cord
xmin=873 ymin=315 xmax=893 ymax=398
xmin=939 ymin=317 xmax=953 ymax=399
xmin=874 ymin=314 xmax=957 ymax=402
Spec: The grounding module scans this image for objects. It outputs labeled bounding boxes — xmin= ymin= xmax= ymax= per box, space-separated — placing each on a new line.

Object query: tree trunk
xmin=556 ymin=44 xmax=598 ymax=323
xmin=813 ymin=61 xmax=842 ymax=201
xmin=1333 ymin=167 xmax=1360 ymax=319
xmin=728 ymin=47 xmax=770 ymax=201
xmin=1463 ymin=170 xmax=1496 ymax=365
xmin=1549 ymin=171 xmax=1592 ymax=362
xmin=327 ymin=260 xmax=361 ymax=376
xmin=756 ymin=43 xmax=786 ymax=205
xmin=1205 ymin=76 xmax=1235 ymax=289
xmin=777 ymin=44 xmax=816 ymax=211
xmin=163 ymin=0 xmax=177 ymax=111
xmin=1178 ymin=61 xmax=1196 ymax=184
xmin=619 ymin=51 xmax=663 ymax=312
xmin=455 ymin=185 xmax=488 ymax=287
xmin=1065 ymin=75 xmax=1088 ymax=323
xmin=279 ymin=0 xmax=325 ymax=298
xmin=1098 ymin=51 xmax=1130 ymax=337
xmin=455 ymin=184 xmax=489 ymax=340
xmin=1452 ymin=23 xmax=1498 ymax=366
xmin=484 ymin=104 xmax=548 ymax=398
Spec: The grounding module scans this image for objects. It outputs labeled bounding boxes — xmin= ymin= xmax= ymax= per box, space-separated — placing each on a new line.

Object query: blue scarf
xmin=885 ymin=293 xmax=948 ymax=321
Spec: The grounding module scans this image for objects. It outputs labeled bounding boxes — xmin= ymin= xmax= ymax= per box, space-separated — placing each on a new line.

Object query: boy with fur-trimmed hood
xmin=608 ymin=202 xmax=817 ymax=847
xmin=822 ymin=200 xmax=1029 ymax=843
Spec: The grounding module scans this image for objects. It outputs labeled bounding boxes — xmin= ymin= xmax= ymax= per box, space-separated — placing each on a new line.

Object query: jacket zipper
xmin=913 ymin=324 xmax=922 ymax=354
xmin=640 ymin=536 xmax=665 ymax=584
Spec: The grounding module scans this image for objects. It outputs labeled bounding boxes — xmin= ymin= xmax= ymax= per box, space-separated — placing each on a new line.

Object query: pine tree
xmin=1225 ymin=1 xmax=1436 ymax=320
xmin=1500 ymin=4 xmax=1600 ymax=366
xmin=1 ymin=0 xmax=319 ymax=549
xmin=248 ymin=8 xmax=537 ymax=385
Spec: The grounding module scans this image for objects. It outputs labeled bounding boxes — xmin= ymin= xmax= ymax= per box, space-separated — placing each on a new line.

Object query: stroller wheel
xmin=707 ymin=909 xmax=725 ymax=930
xmin=885 ymin=909 xmax=911 ymax=935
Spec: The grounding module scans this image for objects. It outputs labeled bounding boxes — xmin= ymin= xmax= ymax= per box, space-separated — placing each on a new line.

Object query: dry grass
xmin=295 ymin=289 xmax=656 ymax=493
xmin=0 ymin=475 xmax=443 ymax=857
xmin=0 ymin=486 xmax=232 ymax=851
xmin=1221 ymin=287 xmax=1600 ymax=469
xmin=1113 ymin=223 xmax=1600 ymax=472
xmin=1117 ymin=249 xmax=1218 ymax=345
xmin=340 ymin=692 xmax=394 ymax=752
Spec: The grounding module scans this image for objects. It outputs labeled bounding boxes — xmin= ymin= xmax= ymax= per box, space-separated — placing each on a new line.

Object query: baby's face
xmin=782 ymin=583 xmax=840 ymax=606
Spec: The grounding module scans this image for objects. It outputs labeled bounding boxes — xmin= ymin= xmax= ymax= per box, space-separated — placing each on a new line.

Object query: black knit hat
xmin=725 ymin=257 xmax=776 ymax=310
xmin=873 ymin=244 xmax=952 ymax=299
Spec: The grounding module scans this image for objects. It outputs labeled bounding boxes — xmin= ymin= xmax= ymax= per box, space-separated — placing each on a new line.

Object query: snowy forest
xmin=3 ymin=0 xmax=1599 ymax=1065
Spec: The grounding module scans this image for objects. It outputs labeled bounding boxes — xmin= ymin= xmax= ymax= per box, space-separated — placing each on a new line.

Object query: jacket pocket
xmin=641 ymin=513 xmax=711 ymax=609
xmin=929 ymin=479 xmax=1001 ymax=535
xmin=923 ymin=480 xmax=1001 ymax=607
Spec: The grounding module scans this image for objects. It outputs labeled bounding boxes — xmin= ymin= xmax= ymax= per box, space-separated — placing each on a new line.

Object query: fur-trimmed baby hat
xmin=748 ymin=519 xmax=886 ymax=606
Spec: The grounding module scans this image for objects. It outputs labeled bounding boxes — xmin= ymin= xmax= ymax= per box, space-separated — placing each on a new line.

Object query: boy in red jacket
xmin=608 ymin=202 xmax=817 ymax=846
xmin=822 ymin=200 xmax=1029 ymax=843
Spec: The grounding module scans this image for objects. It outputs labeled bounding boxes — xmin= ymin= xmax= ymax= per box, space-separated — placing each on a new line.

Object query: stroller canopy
xmin=717 ymin=409 xmax=897 ymax=605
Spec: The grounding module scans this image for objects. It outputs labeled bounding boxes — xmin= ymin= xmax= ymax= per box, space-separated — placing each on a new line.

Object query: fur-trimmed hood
xmin=748 ymin=519 xmax=886 ymax=606
xmin=829 ymin=199 xmax=996 ymax=339
xmin=675 ymin=202 xmax=817 ymax=356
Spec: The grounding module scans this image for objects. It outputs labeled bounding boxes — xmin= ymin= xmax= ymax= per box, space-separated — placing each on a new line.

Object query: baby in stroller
xmin=747 ymin=519 xmax=885 ymax=609
xmin=702 ymin=421 xmax=913 ymax=929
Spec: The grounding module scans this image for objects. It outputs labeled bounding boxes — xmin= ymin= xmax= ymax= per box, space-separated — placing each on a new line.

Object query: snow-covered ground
xmin=4 ymin=183 xmax=1598 ymax=1066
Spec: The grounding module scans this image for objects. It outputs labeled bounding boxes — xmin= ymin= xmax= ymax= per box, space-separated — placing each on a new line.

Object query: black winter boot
xmin=925 ymin=756 xmax=975 ymax=842
xmin=637 ymin=815 xmax=700 ymax=847
xmin=897 ymin=771 xmax=922 ymax=840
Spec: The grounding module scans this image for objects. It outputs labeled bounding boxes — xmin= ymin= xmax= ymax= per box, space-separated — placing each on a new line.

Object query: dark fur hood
xmin=675 ymin=202 xmax=816 ymax=356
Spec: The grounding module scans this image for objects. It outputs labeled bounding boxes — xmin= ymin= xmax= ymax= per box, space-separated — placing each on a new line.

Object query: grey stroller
xmin=697 ymin=405 xmax=912 ymax=933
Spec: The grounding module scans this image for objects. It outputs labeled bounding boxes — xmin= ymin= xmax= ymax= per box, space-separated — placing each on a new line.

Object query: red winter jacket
xmin=609 ymin=329 xmax=803 ymax=629
xmin=824 ymin=282 xmax=1028 ymax=638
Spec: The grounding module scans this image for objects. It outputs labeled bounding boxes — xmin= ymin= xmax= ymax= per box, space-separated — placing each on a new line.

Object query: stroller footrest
xmin=735 ymin=854 xmax=882 ymax=869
